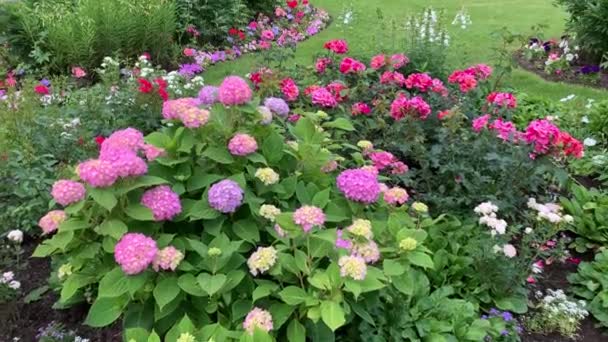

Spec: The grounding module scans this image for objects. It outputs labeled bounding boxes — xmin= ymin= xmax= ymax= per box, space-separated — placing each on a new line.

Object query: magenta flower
xmin=337 ymin=168 xmax=380 ymax=204
xmin=228 ymin=133 xmax=258 ymax=156
xmin=293 ymin=205 xmax=325 ymax=232
xmin=218 ymin=76 xmax=252 ymax=105
xmin=114 ymin=233 xmax=158 ymax=275
xmin=141 ymin=185 xmax=182 ymax=221
xmin=51 ymin=180 xmax=86 ymax=206
xmin=77 ymin=159 xmax=119 ymax=188
xmin=38 ymin=210 xmax=66 ymax=235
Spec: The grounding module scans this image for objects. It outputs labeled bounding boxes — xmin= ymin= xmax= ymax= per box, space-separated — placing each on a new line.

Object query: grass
xmin=204 ymin=0 xmax=607 ymax=100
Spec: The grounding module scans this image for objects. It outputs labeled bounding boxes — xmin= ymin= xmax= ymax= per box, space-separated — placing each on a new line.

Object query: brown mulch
xmin=514 ymin=51 xmax=608 ymax=90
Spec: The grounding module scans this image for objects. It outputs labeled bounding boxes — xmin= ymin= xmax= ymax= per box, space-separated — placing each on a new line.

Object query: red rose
xmin=228 ymin=27 xmax=239 ymax=36
xmin=95 ymin=136 xmax=106 ymax=146
xmin=158 ymin=88 xmax=169 ymax=101
xmin=287 ymin=0 xmax=298 ymax=8
xmin=34 ymin=85 xmax=50 ymax=95
xmin=237 ymin=31 xmax=245 ymax=40
xmin=138 ymin=78 xmax=153 ymax=93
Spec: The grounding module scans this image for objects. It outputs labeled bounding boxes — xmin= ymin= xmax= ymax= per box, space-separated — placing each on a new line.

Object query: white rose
xmin=8 ymin=280 xmax=21 ymax=290
xmin=7 ymin=229 xmax=23 ymax=243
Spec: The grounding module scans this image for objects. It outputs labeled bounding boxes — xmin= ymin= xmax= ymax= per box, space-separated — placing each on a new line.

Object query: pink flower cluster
xmin=218 ymin=76 xmax=252 ymax=105
xmin=337 ymin=168 xmax=380 ymax=204
xmin=162 ymin=97 xmax=200 ymax=120
xmin=228 ymin=133 xmax=258 ymax=156
xmin=489 ymin=118 xmax=517 ymax=141
xmin=51 ymin=180 xmax=86 ymax=206
xmin=339 ymin=57 xmax=366 ymax=74
xmin=243 ymin=307 xmax=273 ymax=335
xmin=370 ymin=53 xmax=409 ymax=70
xmin=326 ymin=82 xmax=348 ymax=103
xmin=487 ymin=92 xmax=517 ymax=108
xmin=311 ymin=87 xmax=338 ymax=108
xmin=315 ymin=57 xmax=332 ymax=73
xmin=404 ymin=73 xmax=433 ymax=92
xmin=367 ymin=151 xmax=408 ymax=175
xmin=38 ymin=210 xmax=66 ymax=234
xmin=323 ymin=39 xmax=349 ymax=54
xmin=152 ymin=246 xmax=184 ymax=272
xmin=525 ymin=119 xmax=583 ymax=158
xmin=384 ymin=186 xmax=409 ymax=205
xmin=390 ymin=93 xmax=431 ymax=120
xmin=351 ymin=102 xmax=371 ymax=116
xmin=293 ymin=205 xmax=326 ymax=232
xmin=114 ymin=233 xmax=158 ymax=275
xmin=448 ymin=64 xmax=492 ymax=93
xmin=141 ymin=185 xmax=182 ymax=221
xmin=280 ymin=78 xmax=299 ymax=101
xmin=379 ymin=71 xmax=406 ymax=86
xmin=370 ymin=54 xmax=387 ymax=69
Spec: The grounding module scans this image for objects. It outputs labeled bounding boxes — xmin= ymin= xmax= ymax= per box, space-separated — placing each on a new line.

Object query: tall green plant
xmin=555 ymin=0 xmax=608 ymax=60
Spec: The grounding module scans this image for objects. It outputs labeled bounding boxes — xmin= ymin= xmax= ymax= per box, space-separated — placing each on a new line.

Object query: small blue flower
xmin=500 ymin=330 xmax=509 ymax=336
xmin=501 ymin=311 xmax=513 ymax=321
xmin=40 ymin=78 xmax=51 ymax=86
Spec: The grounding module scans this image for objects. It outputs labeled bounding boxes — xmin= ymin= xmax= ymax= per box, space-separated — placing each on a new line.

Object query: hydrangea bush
xmin=34 ymin=75 xmax=439 ymax=340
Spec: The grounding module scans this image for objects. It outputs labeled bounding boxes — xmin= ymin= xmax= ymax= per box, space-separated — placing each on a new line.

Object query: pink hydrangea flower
xmin=114 ymin=233 xmax=158 ymax=275
xmin=472 ymin=114 xmax=491 ymax=133
xmin=152 ymin=246 xmax=184 ymax=271
xmin=369 ymin=151 xmax=396 ymax=170
xmin=390 ymin=94 xmax=431 ymax=120
xmin=141 ymin=144 xmax=165 ymax=161
xmin=430 ymin=79 xmax=448 ymax=96
xmin=141 ymin=185 xmax=182 ymax=221
xmin=38 ymin=210 xmax=66 ymax=234
xmin=228 ymin=133 xmax=258 ymax=156
xmin=280 ymin=78 xmax=299 ymax=102
xmin=261 ymin=30 xmax=275 ymax=41
xmin=293 ymin=205 xmax=325 ymax=232
xmin=77 ymin=159 xmax=119 ymax=188
xmin=323 ymin=39 xmax=349 ymax=54
xmin=101 ymin=127 xmax=144 ymax=153
xmin=243 ymin=307 xmax=273 ymax=335
xmin=384 ymin=187 xmax=409 ymax=205
xmin=351 ymin=241 xmax=380 ymax=263
xmin=335 ymin=230 xmax=353 ymax=249
xmin=338 ymin=255 xmax=367 ymax=280
xmin=208 ymin=179 xmax=244 ymax=213
xmin=72 ymin=66 xmax=86 ymax=78
xmin=178 ymin=107 xmax=210 ymax=128
xmin=162 ymin=97 xmax=200 ymax=120
xmin=370 ymin=54 xmax=386 ymax=70
xmin=390 ymin=54 xmax=409 ymax=69
xmin=391 ymin=161 xmax=409 ymax=175
xmin=337 ymin=168 xmax=380 ymax=204
xmin=218 ymin=76 xmax=252 ymax=105
xmin=326 ymin=82 xmax=348 ymax=103
xmin=198 ymin=86 xmax=219 ymax=106
xmin=524 ymin=119 xmax=561 ymax=154
xmin=99 ymin=148 xmax=148 ymax=178
xmin=351 ymin=102 xmax=371 ymax=116
xmin=311 ymin=87 xmax=338 ymax=108
xmin=51 ymin=180 xmax=86 ymax=206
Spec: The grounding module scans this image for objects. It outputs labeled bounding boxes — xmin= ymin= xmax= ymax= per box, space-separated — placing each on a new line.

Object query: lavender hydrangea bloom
xmin=208 ymin=179 xmax=244 ymax=213
xmin=264 ymin=97 xmax=290 ymax=117
xmin=179 ymin=63 xmax=203 ymax=77
xmin=198 ymin=86 xmax=219 ymax=106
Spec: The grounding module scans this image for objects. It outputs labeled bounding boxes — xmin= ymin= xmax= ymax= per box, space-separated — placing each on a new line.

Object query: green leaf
xmin=287 ymin=319 xmax=306 ymax=342
xmin=189 ymin=199 xmax=221 ymax=220
xmin=311 ymin=188 xmax=331 ymax=208
xmin=98 ymin=267 xmax=129 ymax=298
xmin=84 ymin=296 xmax=128 ymax=327
xmin=383 ymin=259 xmax=406 ymax=276
xmin=203 ymin=146 xmax=235 ymax=164
xmin=247 ymin=152 xmax=268 ymax=165
xmin=178 ymin=274 xmax=206 ymax=297
xmin=278 ymin=286 xmax=308 ymax=305
xmin=58 ymin=219 xmax=90 ymax=232
xmin=89 ymin=188 xmax=117 ymax=211
xmin=95 ymin=219 xmax=127 ymax=240
xmin=124 ymin=328 xmax=150 ymax=342
xmin=252 ymin=282 xmax=279 ymax=302
xmin=186 ymin=172 xmax=223 ymax=192
xmin=23 ymin=285 xmax=49 ymax=303
xmin=392 ymin=273 xmax=414 ymax=296
xmin=320 ymin=301 xmax=345 ymax=331
xmin=125 ymin=203 xmax=155 ymax=221
xmin=233 ymin=220 xmax=260 ymax=243
xmin=197 ymin=273 xmax=227 ymax=296
xmin=269 ymin=303 xmax=295 ymax=329
xmin=32 ymin=243 xmax=56 ymax=257
xmin=407 ymin=251 xmax=434 ymax=269
xmin=153 ymin=276 xmax=180 ymax=311
xmin=294 ymin=250 xmax=310 ymax=275
xmin=148 ymin=331 xmax=161 ymax=342
xmin=262 ymin=132 xmax=285 ymax=164
xmin=60 ymin=274 xmax=95 ymax=302
xmin=119 ymin=176 xmax=168 ymax=194
xmin=323 ymin=118 xmax=355 ymax=131
xmin=48 ymin=231 xmax=74 ymax=251
xmin=495 ymin=295 xmax=528 ymax=314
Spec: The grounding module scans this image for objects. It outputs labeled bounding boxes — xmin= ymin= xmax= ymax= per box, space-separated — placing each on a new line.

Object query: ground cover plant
xmin=1 ymin=1 xmax=608 ymax=341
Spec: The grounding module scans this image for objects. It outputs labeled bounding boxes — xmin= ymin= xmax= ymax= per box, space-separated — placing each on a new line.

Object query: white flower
xmin=8 ymin=280 xmax=20 ymax=290
xmin=7 ymin=229 xmax=23 ymax=243
xmin=503 ymin=244 xmax=517 ymax=258
xmin=581 ymin=116 xmax=590 ymax=123
xmin=565 ymin=53 xmax=574 ymax=61
xmin=584 ymin=138 xmax=597 ymax=147
xmin=259 ymin=204 xmax=281 ymax=221
xmin=492 ymin=245 xmax=502 ymax=253
xmin=560 ymin=94 xmax=576 ymax=102
xmin=1 ymin=271 xmax=14 ymax=283
xmin=563 ymin=215 xmax=574 ymax=223
xmin=524 ymin=227 xmax=533 ymax=234
xmin=474 ymin=201 xmax=499 ymax=216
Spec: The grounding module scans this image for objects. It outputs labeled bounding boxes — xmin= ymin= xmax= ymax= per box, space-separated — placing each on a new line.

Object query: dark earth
xmin=2 ymin=242 xmax=607 ymax=341
xmin=515 ymin=51 xmax=608 ymax=90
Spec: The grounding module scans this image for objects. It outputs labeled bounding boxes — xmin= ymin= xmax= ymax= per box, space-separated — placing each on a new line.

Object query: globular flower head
xmin=293 ymin=205 xmax=326 ymax=232
xmin=369 ymin=151 xmax=396 ymax=170
xmin=321 ymin=160 xmax=338 ymax=173
xmin=487 ymin=92 xmax=517 ymax=108
xmin=141 ymin=185 xmax=182 ymax=221
xmin=258 ymin=106 xmax=273 ymax=125
xmin=243 ymin=307 xmax=273 ymax=335
xmin=162 ymin=97 xmax=200 ymax=120
xmin=152 ymin=246 xmax=184 ymax=271
xmin=390 ymin=53 xmax=409 ymax=69
xmin=315 ymin=57 xmax=332 ymax=73
xmin=99 ymin=148 xmax=148 ymax=179
xmin=351 ymin=102 xmax=371 ymax=116
xmin=76 ymin=159 xmax=119 ymax=188
xmin=280 ymin=78 xmax=299 ymax=101
xmin=357 ymin=140 xmax=373 ymax=151
xmin=339 ymin=57 xmax=366 ymax=74
xmin=384 ymin=187 xmax=409 ymax=205
xmin=264 ymin=97 xmax=290 ymax=117
xmin=101 ymin=127 xmax=144 ymax=153
xmin=346 ymin=219 xmax=373 ymax=240
xmin=337 ymin=168 xmax=381 ymax=204
xmin=114 ymin=233 xmax=158 ymax=275
xmin=370 ymin=54 xmax=387 ymax=69
xmin=474 ymin=201 xmax=499 ymax=216
xmin=472 ymin=114 xmax=491 ymax=133
xmin=228 ymin=133 xmax=258 ymax=156
xmin=311 ymin=87 xmax=338 ymax=108
xmin=255 ymin=168 xmax=280 ymax=185
xmin=218 ymin=76 xmax=252 ymax=105
xmin=323 ymin=39 xmax=349 ymax=54
xmin=7 ymin=229 xmax=23 ymax=243
xmin=411 ymin=202 xmax=428 ymax=213
xmin=38 ymin=210 xmax=66 ymax=234
xmin=503 ymin=244 xmax=517 ymax=258
xmin=178 ymin=107 xmax=210 ymax=128
xmin=51 ymin=180 xmax=86 ymax=206
xmin=399 ymin=237 xmax=417 ymax=251
xmin=198 ymin=86 xmax=219 ymax=106
xmin=208 ymin=247 xmax=222 ymax=257
xmin=338 ymin=255 xmax=367 ymax=280
xmin=259 ymin=204 xmax=281 ymax=221
xmin=176 ymin=333 xmax=196 ymax=342
xmin=247 ymin=246 xmax=278 ymax=276
xmin=351 ymin=241 xmax=380 ymax=264
xmin=208 ymin=179 xmax=244 ymax=213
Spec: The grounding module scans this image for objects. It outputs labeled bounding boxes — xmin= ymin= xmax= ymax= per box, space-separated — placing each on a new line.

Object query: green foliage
xmin=555 ymin=0 xmax=608 ymax=61
xmin=568 ymin=249 xmax=608 ymax=328
xmin=561 ymin=185 xmax=608 ymax=252
xmin=588 ymin=99 xmax=608 ymax=141
xmin=6 ymin=0 xmax=177 ymax=73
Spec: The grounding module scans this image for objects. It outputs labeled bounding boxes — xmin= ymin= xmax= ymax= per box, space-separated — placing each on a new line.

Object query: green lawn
xmin=204 ymin=0 xmax=607 ymax=100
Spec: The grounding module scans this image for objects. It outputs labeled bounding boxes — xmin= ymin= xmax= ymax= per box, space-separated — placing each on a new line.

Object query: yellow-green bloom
xmin=399 ymin=238 xmax=418 ymax=251
xmin=58 ymin=263 xmax=73 ymax=280
xmin=255 ymin=168 xmax=280 ymax=185
xmin=316 ymin=110 xmax=329 ymax=120
xmin=207 ymin=247 xmax=222 ymax=257
xmin=259 ymin=204 xmax=281 ymax=221
xmin=346 ymin=219 xmax=373 ymax=239
xmin=411 ymin=202 xmax=428 ymax=213
xmin=247 ymin=247 xmax=278 ymax=276
xmin=177 ymin=332 xmax=196 ymax=342
xmin=357 ymin=140 xmax=373 ymax=150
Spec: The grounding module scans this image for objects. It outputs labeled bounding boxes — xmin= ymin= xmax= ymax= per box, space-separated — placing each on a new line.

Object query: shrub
xmin=561 ymin=185 xmax=608 ymax=252
xmin=568 ymin=249 xmax=608 ymax=328
xmin=555 ymin=0 xmax=608 ymax=60
xmin=34 ymin=76 xmax=440 ymax=339
xmin=5 ymin=0 xmax=177 ymax=74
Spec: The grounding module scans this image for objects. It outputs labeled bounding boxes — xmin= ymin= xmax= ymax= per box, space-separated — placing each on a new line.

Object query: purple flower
xmin=208 ymin=179 xmax=244 ymax=213
xmin=272 ymin=26 xmax=280 ymax=36
xmin=500 ymin=330 xmax=509 ymax=336
xmin=501 ymin=312 xmax=513 ymax=321
xmin=481 ymin=315 xmax=488 ymax=320
xmin=40 ymin=79 xmax=51 ymax=86
xmin=580 ymin=65 xmax=600 ymax=74
xmin=287 ymin=14 xmax=294 ymax=20
xmin=489 ymin=308 xmax=500 ymax=316
xmin=179 ymin=63 xmax=203 ymax=77
xmin=227 ymin=36 xmax=235 ymax=44
xmin=335 ymin=230 xmax=352 ymax=249
xmin=264 ymin=97 xmax=290 ymax=117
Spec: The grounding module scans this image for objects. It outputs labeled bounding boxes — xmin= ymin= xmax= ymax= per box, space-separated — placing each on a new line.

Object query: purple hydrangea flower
xmin=264 ymin=97 xmax=290 ymax=117
xmin=179 ymin=63 xmax=203 ymax=77
xmin=208 ymin=179 xmax=244 ymax=213
xmin=40 ymin=79 xmax=51 ymax=86
xmin=198 ymin=86 xmax=219 ymax=106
